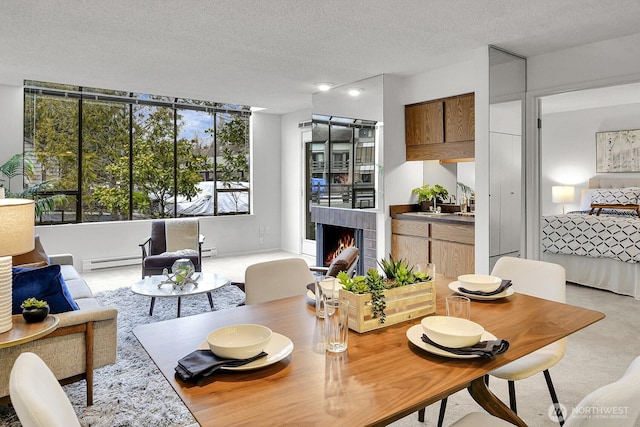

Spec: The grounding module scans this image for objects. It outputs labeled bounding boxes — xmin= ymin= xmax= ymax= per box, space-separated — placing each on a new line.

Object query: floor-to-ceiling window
xmin=23 ymin=81 xmax=251 ymax=224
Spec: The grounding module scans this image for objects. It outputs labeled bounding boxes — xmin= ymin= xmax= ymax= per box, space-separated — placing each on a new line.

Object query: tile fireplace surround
xmin=310 ymin=206 xmax=377 ymax=274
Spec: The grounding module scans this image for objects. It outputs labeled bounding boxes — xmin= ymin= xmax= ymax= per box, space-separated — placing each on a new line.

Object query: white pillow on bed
xmin=579 ymin=189 xmax=596 ymax=210
xmin=590 ymin=187 xmax=640 ymax=205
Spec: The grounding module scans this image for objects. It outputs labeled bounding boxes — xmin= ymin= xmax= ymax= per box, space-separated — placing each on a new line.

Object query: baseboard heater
xmin=82 ymin=248 xmax=214 ymax=272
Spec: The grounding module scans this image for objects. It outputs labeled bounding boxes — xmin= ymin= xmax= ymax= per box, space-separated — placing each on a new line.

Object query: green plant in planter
xmin=21 ymin=297 xmax=49 ymax=309
xmin=456 ymin=181 xmax=473 ymax=197
xmin=412 ymin=184 xmax=449 ymax=208
xmin=337 ymin=255 xmax=430 ymax=324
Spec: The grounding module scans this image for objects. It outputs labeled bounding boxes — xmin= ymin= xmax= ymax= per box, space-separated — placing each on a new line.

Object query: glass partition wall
xmin=304 ymin=115 xmax=376 ymax=241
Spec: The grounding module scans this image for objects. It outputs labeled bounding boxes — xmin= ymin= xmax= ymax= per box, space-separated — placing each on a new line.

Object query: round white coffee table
xmin=132 ymin=272 xmax=230 ymax=317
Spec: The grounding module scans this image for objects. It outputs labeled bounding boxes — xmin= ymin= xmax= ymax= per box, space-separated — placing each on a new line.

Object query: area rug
xmin=0 ymin=284 xmax=246 ymax=427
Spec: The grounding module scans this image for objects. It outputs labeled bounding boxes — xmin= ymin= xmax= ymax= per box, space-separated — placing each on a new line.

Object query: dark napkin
xmin=306 ymin=282 xmax=315 ymax=293
xmin=421 ymin=334 xmax=509 ymax=358
xmin=175 ymin=349 xmax=268 ymax=382
xmin=458 ymin=279 xmax=512 ymax=296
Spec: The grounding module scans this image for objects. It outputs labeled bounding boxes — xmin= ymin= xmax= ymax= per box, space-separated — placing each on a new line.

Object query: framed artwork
xmin=596 ymin=129 xmax=640 ymax=173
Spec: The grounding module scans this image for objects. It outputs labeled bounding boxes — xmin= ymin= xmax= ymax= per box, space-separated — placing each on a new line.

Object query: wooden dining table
xmin=133 ymin=275 xmax=605 ymax=426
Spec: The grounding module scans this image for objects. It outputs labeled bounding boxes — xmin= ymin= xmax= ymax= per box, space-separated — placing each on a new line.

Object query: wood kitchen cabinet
xmin=430 ymin=222 xmax=474 ymax=277
xmin=391 ymin=217 xmax=474 ymax=278
xmin=391 ymin=219 xmax=429 ymax=267
xmin=405 ymin=101 xmax=443 ymax=146
xmin=444 ymin=94 xmax=475 ymax=143
xmin=405 ymin=93 xmax=474 ymax=161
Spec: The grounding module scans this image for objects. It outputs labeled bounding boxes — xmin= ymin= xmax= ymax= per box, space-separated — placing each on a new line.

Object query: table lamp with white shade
xmin=552 ymin=185 xmax=575 ymax=214
xmin=0 ymin=198 xmax=35 ymax=333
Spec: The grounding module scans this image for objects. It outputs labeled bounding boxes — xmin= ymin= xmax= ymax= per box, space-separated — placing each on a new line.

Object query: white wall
xmin=384 ymin=52 xmax=489 ymax=272
xmin=528 ymin=33 xmax=640 ymax=95
xmin=526 ymin=33 xmax=640 ymax=257
xmin=541 ymin=102 xmax=640 ymax=216
xmin=0 ymin=84 xmax=24 ymax=181
xmin=0 ymin=85 xmax=285 ymax=271
xmin=280 ymin=108 xmax=312 ymax=253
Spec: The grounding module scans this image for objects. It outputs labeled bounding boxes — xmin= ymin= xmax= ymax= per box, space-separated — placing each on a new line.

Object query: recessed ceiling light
xmin=316 ymin=83 xmax=333 ymax=91
xmin=347 ymin=87 xmax=363 ymax=97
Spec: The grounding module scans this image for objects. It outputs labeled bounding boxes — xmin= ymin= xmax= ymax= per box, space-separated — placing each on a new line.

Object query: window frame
xmin=24 ymin=82 xmax=251 ymax=224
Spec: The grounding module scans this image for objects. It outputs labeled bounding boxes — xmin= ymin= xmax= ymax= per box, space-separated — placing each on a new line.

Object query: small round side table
xmin=0 ymin=314 xmax=59 ymax=349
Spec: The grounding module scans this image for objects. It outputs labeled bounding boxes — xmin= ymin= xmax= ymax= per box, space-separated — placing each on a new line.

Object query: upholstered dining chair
xmin=487 ymin=256 xmax=567 ymax=424
xmin=139 ymin=218 xmax=204 ymax=278
xmin=419 ymin=256 xmax=567 ymax=427
xmin=309 ymin=246 xmax=359 ymax=278
xmin=244 ymin=258 xmax=315 ymax=305
xmin=10 ymin=352 xmax=201 ymax=427
xmin=10 ymin=352 xmax=81 ymax=427
xmin=449 ymin=355 xmax=640 ymax=427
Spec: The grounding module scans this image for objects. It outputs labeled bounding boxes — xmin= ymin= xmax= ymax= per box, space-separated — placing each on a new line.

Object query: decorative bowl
xmin=207 ymin=324 xmax=272 ymax=359
xmin=22 ymin=306 xmax=49 ymax=323
xmin=457 ymin=274 xmax=502 ymax=292
xmin=421 ymin=316 xmax=484 ymax=348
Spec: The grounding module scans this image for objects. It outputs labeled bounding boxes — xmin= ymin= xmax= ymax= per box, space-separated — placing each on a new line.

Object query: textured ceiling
xmin=2 ymin=0 xmax=640 ymax=114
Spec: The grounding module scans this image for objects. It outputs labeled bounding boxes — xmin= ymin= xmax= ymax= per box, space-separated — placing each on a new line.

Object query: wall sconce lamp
xmin=552 ymin=185 xmax=575 ymax=214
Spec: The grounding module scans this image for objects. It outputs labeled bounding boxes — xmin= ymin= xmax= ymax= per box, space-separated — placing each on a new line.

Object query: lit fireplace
xmin=316 ymin=224 xmax=363 ymax=275
xmin=310 ymin=206 xmax=376 ymax=276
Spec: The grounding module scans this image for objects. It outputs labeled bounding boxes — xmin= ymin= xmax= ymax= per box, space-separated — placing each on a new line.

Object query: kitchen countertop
xmin=393 ymin=211 xmax=475 ymax=224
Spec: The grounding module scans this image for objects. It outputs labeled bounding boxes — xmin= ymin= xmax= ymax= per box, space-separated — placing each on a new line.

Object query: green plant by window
xmin=0 ymin=153 xmax=67 ymax=217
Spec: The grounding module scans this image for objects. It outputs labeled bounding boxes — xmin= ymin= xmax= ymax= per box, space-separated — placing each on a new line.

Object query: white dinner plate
xmin=448 ymin=281 xmax=515 ymax=300
xmin=198 ymin=332 xmax=294 ymax=371
xmin=406 ymin=324 xmax=497 ymax=359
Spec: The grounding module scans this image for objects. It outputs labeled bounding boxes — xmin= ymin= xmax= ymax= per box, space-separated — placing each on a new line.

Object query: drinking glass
xmin=416 ymin=263 xmax=435 ymax=282
xmin=315 ymin=276 xmax=336 ymax=318
xmin=446 ymin=295 xmax=471 ymax=319
xmin=325 ymin=299 xmax=349 ymax=353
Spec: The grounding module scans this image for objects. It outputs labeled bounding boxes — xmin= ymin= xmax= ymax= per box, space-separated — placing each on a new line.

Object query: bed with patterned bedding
xmin=541 ymin=177 xmax=640 ymax=299
xmin=542 ymin=211 xmax=640 ymax=263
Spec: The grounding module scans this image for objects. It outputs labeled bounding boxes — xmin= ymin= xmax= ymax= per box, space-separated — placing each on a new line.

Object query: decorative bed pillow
xmin=579 ymin=189 xmax=596 ymax=211
xmin=591 ymin=187 xmax=640 ymax=205
xmin=11 ymin=264 xmax=79 ymax=315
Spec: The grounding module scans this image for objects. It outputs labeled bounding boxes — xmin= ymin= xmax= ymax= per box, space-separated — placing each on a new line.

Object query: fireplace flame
xmin=325 ymin=234 xmax=356 ymax=266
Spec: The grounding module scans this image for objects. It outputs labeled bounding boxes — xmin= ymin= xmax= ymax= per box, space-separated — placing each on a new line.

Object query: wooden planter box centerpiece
xmin=336 ymin=257 xmax=436 ymax=333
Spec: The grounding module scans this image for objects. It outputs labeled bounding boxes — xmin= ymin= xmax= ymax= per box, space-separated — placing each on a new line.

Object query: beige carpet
xmin=11 ymin=251 xmax=640 ymax=426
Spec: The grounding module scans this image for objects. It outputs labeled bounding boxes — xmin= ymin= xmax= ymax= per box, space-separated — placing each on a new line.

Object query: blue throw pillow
xmin=12 ymin=264 xmax=80 ymax=315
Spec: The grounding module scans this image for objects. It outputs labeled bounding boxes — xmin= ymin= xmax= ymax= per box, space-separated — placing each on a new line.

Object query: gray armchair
xmin=139 ymin=219 xmax=204 ymax=278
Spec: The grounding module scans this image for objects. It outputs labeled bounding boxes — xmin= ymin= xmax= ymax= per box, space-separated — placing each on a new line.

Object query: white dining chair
xmin=419 ymin=256 xmax=567 ymax=427
xmin=10 ymin=352 xmax=202 ymax=427
xmin=244 ymin=257 xmax=315 ymax=304
xmin=487 ymin=256 xmax=567 ymax=425
xmin=449 ymin=355 xmax=640 ymax=427
xmin=10 ymin=352 xmax=81 ymax=427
